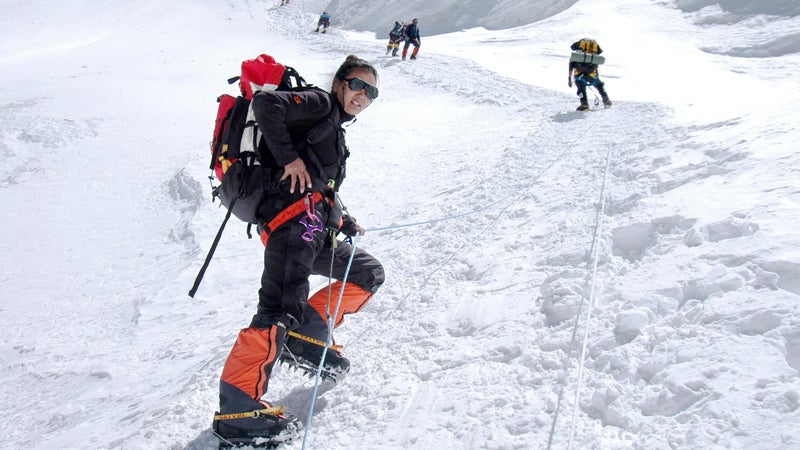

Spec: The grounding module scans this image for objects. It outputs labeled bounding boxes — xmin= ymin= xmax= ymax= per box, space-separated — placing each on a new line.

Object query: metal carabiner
xmin=303 ymin=192 xmax=316 ymax=219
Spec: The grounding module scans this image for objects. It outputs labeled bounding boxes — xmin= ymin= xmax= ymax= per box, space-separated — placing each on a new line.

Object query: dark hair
xmin=332 ymin=55 xmax=378 ymax=89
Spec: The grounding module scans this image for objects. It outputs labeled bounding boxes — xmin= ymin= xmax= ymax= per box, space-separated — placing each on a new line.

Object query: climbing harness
xmin=258 ymin=191 xmax=326 ymax=247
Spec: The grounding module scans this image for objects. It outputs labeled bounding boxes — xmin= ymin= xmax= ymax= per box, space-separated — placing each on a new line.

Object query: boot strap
xmin=214 ymin=405 xmax=286 ymax=421
xmin=287 ymin=331 xmax=343 ymax=351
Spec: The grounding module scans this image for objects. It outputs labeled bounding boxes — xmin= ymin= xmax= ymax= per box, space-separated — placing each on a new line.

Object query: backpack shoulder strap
xmin=281 ymin=66 xmax=307 ymax=90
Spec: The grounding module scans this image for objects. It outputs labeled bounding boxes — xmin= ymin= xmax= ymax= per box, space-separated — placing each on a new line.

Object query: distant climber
xmin=402 ymin=18 xmax=421 ymax=60
xmin=568 ymin=38 xmax=611 ymax=111
xmin=386 ymin=20 xmax=406 ymax=56
xmin=315 ymin=11 xmax=331 ymax=33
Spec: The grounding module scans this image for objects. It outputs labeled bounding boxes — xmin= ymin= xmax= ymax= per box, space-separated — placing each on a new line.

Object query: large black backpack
xmin=189 ymin=54 xmax=311 ymax=297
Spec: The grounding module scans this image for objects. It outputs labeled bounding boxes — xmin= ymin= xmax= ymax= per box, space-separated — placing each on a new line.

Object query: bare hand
xmin=280 ymin=157 xmax=312 ymax=194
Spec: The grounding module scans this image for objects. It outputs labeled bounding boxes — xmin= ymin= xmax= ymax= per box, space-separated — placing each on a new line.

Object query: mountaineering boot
xmin=597 ymin=84 xmax=611 ymax=108
xmin=576 ymin=91 xmax=589 ymax=111
xmin=215 ymin=321 xmax=302 ymax=447
xmin=386 ymin=45 xmax=391 ymax=55
xmin=279 ymin=280 xmax=376 ymax=383
xmin=279 ymin=333 xmax=350 ymax=383
xmin=213 ymin=404 xmax=302 ymax=448
xmin=410 ymin=47 xmax=419 ymax=60
xmin=214 ymin=382 xmax=303 ymax=448
xmin=392 ymin=48 xmax=398 ymax=57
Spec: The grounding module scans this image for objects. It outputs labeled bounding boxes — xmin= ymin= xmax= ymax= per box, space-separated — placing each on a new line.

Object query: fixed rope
xmin=302 ymin=115 xmax=605 ymax=445
xmin=301 ymin=234 xmax=358 ymax=449
xmin=590 ymin=86 xmax=601 ymax=108
xmin=357 ymin=113 xmax=604 ymax=340
xmin=566 ymin=142 xmax=613 ymax=449
xmin=544 ymin=142 xmax=614 ymax=450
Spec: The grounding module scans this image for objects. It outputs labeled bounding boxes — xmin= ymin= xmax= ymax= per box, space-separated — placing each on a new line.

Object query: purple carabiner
xmin=299 ymin=214 xmax=323 ymax=241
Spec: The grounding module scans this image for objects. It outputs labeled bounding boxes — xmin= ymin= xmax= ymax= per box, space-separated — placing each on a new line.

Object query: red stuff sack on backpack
xmin=209 ymin=54 xmax=303 ymax=181
xmin=190 ymin=54 xmax=311 ymax=297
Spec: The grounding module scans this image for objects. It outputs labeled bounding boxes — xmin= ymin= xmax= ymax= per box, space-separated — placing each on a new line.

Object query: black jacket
xmin=250 ymin=89 xmax=354 ymax=222
xmin=251 ymin=89 xmax=352 ymax=190
xmin=404 ymin=24 xmax=420 ymax=41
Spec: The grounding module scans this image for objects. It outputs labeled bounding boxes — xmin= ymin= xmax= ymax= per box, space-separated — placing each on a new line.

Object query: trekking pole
xmin=188 ymin=195 xmax=239 ymax=297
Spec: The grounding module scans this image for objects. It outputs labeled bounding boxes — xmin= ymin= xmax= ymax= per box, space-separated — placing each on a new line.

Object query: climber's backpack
xmin=574 ymin=38 xmax=600 ymax=54
xmin=210 ymin=54 xmax=309 ymax=223
xmin=569 ymin=38 xmax=606 ymax=76
xmin=569 ymin=38 xmax=605 ymax=71
xmin=189 ymin=54 xmax=310 ymax=297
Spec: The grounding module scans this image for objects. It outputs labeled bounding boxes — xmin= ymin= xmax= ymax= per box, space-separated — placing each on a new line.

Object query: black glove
xmin=568 ymin=77 xmax=573 ymax=88
xmin=339 ymin=215 xmax=361 ymax=237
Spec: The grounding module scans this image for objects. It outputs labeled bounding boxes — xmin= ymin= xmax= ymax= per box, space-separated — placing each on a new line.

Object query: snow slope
xmin=1 ymin=0 xmax=799 ymax=449
xmin=324 ymin=0 xmax=580 ymax=36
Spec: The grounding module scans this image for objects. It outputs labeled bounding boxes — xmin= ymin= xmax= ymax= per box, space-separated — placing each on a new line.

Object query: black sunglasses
xmin=345 ymin=77 xmax=379 ymax=100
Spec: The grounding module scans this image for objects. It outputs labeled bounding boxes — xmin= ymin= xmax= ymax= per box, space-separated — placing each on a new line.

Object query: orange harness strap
xmin=260 ymin=192 xmax=325 ymax=247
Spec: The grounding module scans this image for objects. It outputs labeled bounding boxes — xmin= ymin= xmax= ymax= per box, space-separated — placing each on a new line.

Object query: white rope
xmin=565 ymin=143 xmax=613 ymax=450
xmin=301 ymin=235 xmax=358 ymax=449
xmin=356 ymin=114 xmax=604 ymax=343
xmin=545 ymin=139 xmax=614 ymax=449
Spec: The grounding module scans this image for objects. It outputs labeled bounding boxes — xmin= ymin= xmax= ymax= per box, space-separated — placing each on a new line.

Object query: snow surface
xmin=2 ymin=0 xmax=800 ymax=449
xmin=324 ymin=0 xmax=581 ymax=36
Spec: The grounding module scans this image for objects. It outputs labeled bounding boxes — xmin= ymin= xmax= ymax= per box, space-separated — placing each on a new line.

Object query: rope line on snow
xmin=355 ymin=113 xmax=604 ymax=340
xmin=301 ymin=234 xmax=358 ymax=450
xmin=567 ymin=141 xmax=613 ymax=449
xmin=365 ymin=113 xmax=605 ymax=233
xmin=365 ymin=191 xmax=522 ymax=232
xmin=300 ymin=110 xmax=606 ymax=446
xmin=544 ymin=141 xmax=614 ymax=450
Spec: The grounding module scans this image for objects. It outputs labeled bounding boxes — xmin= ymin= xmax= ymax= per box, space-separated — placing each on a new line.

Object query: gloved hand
xmin=339 ymin=215 xmax=365 ymax=237
xmin=568 ymin=77 xmax=573 ymax=88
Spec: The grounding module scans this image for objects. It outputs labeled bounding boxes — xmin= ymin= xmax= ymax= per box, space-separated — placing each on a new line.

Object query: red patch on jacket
xmin=293 ymin=94 xmax=302 ymax=105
